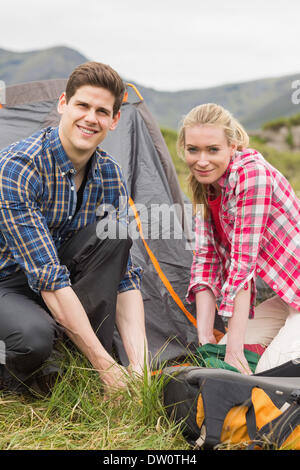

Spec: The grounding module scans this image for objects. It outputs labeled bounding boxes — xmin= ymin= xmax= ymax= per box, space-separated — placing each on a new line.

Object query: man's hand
xmin=41 ymin=287 xmax=131 ymax=394
xmin=99 ymin=363 xmax=130 ymax=399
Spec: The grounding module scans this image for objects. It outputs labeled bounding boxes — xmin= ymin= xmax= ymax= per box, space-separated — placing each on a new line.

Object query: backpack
xmin=163 ymin=360 xmax=300 ymax=450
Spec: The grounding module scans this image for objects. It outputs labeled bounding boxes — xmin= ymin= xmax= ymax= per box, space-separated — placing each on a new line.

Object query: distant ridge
xmin=134 ymin=73 xmax=300 ymax=131
xmin=0 ymin=46 xmax=87 ymax=85
xmin=1 ymin=45 xmax=300 ymax=130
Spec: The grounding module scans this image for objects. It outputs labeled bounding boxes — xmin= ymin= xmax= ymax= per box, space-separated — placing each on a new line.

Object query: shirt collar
xmin=49 ymin=127 xmax=99 ymax=180
xmin=217 ymin=152 xmax=238 ymax=188
xmin=90 ymin=150 xmax=101 ymax=181
xmin=49 ymin=127 xmax=75 ymax=176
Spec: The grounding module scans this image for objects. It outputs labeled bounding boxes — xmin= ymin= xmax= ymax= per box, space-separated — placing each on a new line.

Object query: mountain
xmin=134 ymin=75 xmax=300 ymax=131
xmin=1 ymin=46 xmax=300 ymax=131
xmin=0 ymin=46 xmax=87 ymax=85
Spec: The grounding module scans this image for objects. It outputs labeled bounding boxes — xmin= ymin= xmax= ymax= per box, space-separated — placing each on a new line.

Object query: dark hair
xmin=65 ymin=62 xmax=125 ymax=116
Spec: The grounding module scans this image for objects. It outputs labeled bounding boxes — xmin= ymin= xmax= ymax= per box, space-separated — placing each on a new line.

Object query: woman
xmin=177 ymin=103 xmax=300 ymax=374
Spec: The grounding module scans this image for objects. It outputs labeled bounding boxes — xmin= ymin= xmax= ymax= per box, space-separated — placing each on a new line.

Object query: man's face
xmin=58 ymin=85 xmax=120 ymax=157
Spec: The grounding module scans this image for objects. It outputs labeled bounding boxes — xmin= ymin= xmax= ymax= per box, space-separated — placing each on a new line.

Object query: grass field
xmin=0 ymin=347 xmax=189 ymax=450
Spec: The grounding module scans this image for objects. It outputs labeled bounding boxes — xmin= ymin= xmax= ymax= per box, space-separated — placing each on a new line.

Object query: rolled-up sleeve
xmin=118 ymin=254 xmax=143 ymax=293
xmin=186 ymin=212 xmax=222 ymax=303
xmin=0 ymin=153 xmax=70 ymax=293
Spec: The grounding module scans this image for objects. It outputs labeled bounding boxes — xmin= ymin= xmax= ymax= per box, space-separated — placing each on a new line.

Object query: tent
xmin=0 ymin=80 xmax=271 ymax=367
xmin=0 ymin=79 xmax=208 ymax=366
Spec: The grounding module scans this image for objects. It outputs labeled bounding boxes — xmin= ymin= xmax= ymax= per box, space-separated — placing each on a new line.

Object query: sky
xmin=2 ymin=0 xmax=300 ymax=91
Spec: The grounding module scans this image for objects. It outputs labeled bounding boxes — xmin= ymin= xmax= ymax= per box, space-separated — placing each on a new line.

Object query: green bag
xmin=195 ymin=343 xmax=260 ymax=373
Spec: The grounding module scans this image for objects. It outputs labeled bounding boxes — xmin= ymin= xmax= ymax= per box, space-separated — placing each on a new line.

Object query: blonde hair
xmin=176 ymin=103 xmax=249 ymax=218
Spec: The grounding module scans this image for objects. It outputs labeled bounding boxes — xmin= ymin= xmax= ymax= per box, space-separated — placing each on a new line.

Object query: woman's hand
xmin=224 ymin=283 xmax=252 ymax=374
xmin=224 ymin=349 xmax=252 ymax=375
xmin=198 ymin=334 xmax=217 ymax=346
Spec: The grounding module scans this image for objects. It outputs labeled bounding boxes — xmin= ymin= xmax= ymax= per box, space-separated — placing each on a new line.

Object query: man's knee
xmin=96 ymin=219 xmax=132 ymax=246
xmin=95 ymin=220 xmax=133 ymax=262
xmin=113 ymin=230 xmax=132 ymax=252
xmin=63 ymin=220 xmax=132 ymax=264
xmin=6 ymin=318 xmax=55 ymax=373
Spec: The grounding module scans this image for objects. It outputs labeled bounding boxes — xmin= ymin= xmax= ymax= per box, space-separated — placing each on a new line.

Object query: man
xmin=0 ymin=62 xmax=148 ymax=395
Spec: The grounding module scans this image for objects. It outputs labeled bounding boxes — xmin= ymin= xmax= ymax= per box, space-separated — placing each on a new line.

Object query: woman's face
xmin=184 ymin=124 xmax=236 ymax=187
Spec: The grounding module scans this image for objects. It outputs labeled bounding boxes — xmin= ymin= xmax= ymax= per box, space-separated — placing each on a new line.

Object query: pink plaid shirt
xmin=187 ymin=149 xmax=300 ymax=318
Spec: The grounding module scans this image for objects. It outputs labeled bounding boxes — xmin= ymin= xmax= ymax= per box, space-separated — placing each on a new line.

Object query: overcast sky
xmin=2 ymin=0 xmax=300 ymax=91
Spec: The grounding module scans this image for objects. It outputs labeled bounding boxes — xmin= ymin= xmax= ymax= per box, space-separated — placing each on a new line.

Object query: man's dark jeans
xmin=0 ymin=221 xmax=132 ymax=383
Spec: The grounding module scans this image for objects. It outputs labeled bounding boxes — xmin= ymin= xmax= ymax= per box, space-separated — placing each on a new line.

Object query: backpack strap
xmin=200 ymin=378 xmax=253 ymax=449
xmin=245 ymin=401 xmax=258 ymax=442
xmin=247 ymin=389 xmax=300 ymax=450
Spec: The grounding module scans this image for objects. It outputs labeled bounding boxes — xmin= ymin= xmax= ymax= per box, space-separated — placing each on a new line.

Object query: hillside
xmin=0 ymin=46 xmax=87 ymax=85
xmin=251 ymin=113 xmax=300 ymax=152
xmin=136 ymin=75 xmax=300 ymax=131
xmin=1 ymin=46 xmax=300 ymax=131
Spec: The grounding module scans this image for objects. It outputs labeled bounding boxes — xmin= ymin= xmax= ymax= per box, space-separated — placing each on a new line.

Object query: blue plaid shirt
xmin=0 ymin=127 xmax=142 ymax=293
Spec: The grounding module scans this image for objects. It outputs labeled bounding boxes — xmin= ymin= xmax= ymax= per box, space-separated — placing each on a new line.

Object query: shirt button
xmin=71 ymin=186 xmax=74 ymax=191
xmin=257 ymin=268 xmax=261 ymax=273
xmin=61 ymin=172 xmax=65 ymax=176
xmin=68 ymin=216 xmax=72 ymax=220
xmin=70 ymin=169 xmax=75 ymax=174
xmin=273 ymin=284 xmax=278 ymax=290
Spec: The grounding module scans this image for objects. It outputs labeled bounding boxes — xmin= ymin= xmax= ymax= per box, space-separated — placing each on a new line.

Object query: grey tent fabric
xmin=0 ymin=80 xmax=226 ymax=367
xmin=0 ymin=79 xmax=68 ymax=146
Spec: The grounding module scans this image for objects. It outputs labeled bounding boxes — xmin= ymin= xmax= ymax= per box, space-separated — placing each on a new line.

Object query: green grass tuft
xmin=0 ymin=347 xmax=189 ymax=450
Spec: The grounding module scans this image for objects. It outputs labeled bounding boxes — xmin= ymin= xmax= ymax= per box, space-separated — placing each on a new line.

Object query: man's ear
xmin=57 ymin=92 xmax=67 ymax=115
xmin=109 ymin=110 xmax=121 ymax=131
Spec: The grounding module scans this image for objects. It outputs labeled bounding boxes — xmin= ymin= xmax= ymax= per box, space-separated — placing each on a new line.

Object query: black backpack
xmin=163 ymin=360 xmax=300 ymax=450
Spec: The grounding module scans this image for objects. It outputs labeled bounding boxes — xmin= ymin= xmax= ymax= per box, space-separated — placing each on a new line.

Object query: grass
xmin=161 ymin=127 xmax=191 ymax=199
xmin=249 ymin=137 xmax=300 ymax=195
xmin=0 ymin=347 xmax=189 ymax=450
xmin=262 ymin=112 xmax=300 ymax=131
